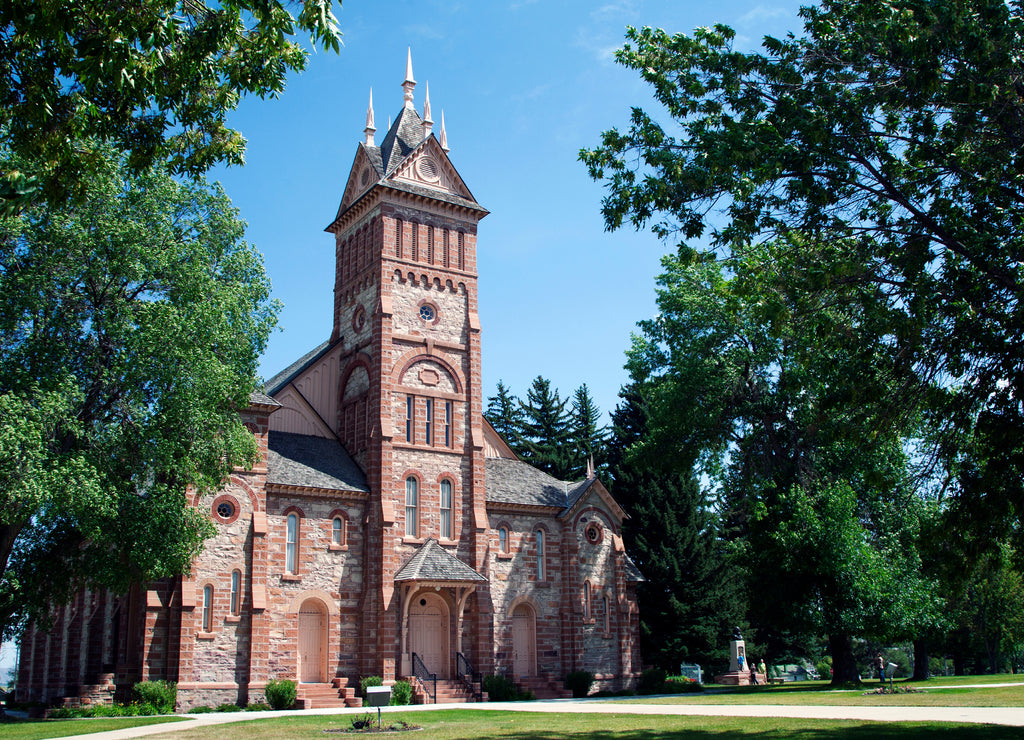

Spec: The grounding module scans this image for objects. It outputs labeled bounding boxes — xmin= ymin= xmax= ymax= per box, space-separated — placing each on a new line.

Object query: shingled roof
xmin=394 ymin=539 xmax=486 ymax=582
xmin=485 ymin=458 xmax=578 ymax=509
xmin=267 ymin=431 xmax=368 ymax=493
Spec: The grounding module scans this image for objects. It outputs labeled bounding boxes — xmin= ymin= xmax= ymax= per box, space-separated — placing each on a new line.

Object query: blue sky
xmin=1 ymin=0 xmax=812 ymax=690
xmin=216 ymin=0 xmax=807 ymax=423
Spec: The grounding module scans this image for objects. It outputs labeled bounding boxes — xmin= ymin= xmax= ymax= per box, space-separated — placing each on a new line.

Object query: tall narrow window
xmin=396 ymin=218 xmax=404 ymax=259
xmin=332 ymin=517 xmax=345 ymax=546
xmin=442 ymin=230 xmax=449 ymax=268
xmin=603 ymin=595 xmax=611 ymax=632
xmin=412 ymin=222 xmax=419 ymax=261
xmin=405 ymin=477 xmax=418 ymax=537
xmin=498 ymin=527 xmax=508 ymax=553
xmin=286 ymin=513 xmax=298 ymax=573
xmin=424 ymin=399 xmax=433 ymax=446
xmin=584 ymin=581 xmax=591 ymax=619
xmin=427 ymin=226 xmax=434 ymax=264
xmin=230 ymin=570 xmax=241 ymax=616
xmin=443 ymin=401 xmax=452 ymax=447
xmin=457 ymin=231 xmax=465 ymax=270
xmin=536 ymin=529 xmax=545 ymax=580
xmin=406 ymin=395 xmax=414 ymax=443
xmin=202 ymin=585 xmax=213 ymax=632
xmin=440 ymin=480 xmax=453 ymax=539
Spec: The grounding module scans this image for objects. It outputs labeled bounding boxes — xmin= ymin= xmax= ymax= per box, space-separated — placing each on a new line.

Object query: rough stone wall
xmin=485 ymin=511 xmax=565 ymax=678
xmin=572 ymin=504 xmax=623 ymax=687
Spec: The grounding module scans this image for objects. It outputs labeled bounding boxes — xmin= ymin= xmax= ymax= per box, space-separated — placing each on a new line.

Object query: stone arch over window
xmin=494 ymin=521 xmax=513 ymax=554
xmin=197 ymin=579 xmax=218 ymax=634
xmin=283 ymin=506 xmax=306 ymax=575
xmin=340 ymin=354 xmax=373 ymax=402
xmin=327 ymin=509 xmax=350 ymax=549
xmin=393 ymin=351 xmax=465 ymax=394
xmin=438 ymin=476 xmax=455 ymax=540
xmin=532 ymin=525 xmax=550 ymax=581
xmin=572 ymin=507 xmax=620 ymax=536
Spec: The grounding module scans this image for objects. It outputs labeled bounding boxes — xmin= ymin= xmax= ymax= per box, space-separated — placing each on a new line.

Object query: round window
xmin=352 ymin=304 xmax=366 ymax=332
xmin=419 ymin=304 xmax=436 ymax=322
xmin=216 ymin=501 xmax=235 ymax=520
xmin=585 ymin=522 xmax=603 ymax=545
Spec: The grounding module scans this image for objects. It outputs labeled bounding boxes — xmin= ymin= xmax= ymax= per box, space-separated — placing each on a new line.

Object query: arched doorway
xmin=408 ymin=592 xmax=450 ymax=678
xmin=511 ymin=603 xmax=536 ymax=677
xmin=298 ymin=599 xmax=328 ymax=683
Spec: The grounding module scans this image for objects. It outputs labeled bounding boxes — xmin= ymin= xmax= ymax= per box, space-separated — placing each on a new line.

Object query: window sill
xmin=225 ymin=616 xmax=241 ymax=624
xmin=535 ymin=581 xmax=551 ymax=589
xmin=496 ymin=553 xmax=513 ymax=560
xmin=328 ymin=544 xmax=349 ymax=552
xmin=197 ymin=632 xmax=216 ymax=641
xmin=281 ymin=573 xmax=302 ymax=582
xmin=402 ymin=536 xmax=425 ymax=545
xmin=438 ymin=538 xmax=458 ymax=547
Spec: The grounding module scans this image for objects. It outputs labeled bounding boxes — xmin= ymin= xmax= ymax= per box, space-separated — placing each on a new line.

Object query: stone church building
xmin=16 ymin=55 xmax=643 ymax=709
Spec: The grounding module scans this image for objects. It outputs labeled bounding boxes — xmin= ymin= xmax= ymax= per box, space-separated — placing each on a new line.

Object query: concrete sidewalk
xmin=21 ymin=694 xmax=1024 ymax=739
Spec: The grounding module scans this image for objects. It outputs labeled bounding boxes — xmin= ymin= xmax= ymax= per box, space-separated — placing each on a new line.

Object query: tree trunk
xmin=828 ymin=632 xmax=860 ymax=685
xmin=912 ymin=638 xmax=930 ymax=681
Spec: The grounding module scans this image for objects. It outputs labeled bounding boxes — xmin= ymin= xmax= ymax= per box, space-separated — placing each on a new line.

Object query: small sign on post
xmin=366 ymin=686 xmax=392 ymax=728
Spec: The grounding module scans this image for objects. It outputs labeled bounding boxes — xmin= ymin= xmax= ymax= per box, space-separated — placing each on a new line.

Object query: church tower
xmin=325 ymin=51 xmax=492 ymax=681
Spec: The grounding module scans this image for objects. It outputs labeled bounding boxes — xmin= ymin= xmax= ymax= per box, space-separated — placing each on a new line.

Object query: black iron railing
xmin=411 ymin=652 xmax=436 ymax=704
xmin=456 ymin=652 xmax=483 ymax=701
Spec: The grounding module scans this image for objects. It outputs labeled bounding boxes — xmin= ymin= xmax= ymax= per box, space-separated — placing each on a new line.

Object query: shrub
xmin=482 ymin=674 xmax=534 ymax=702
xmin=638 ymin=667 xmax=667 ymax=694
xmin=564 ymin=670 xmax=594 ymax=698
xmin=664 ymin=677 xmax=703 ymax=693
xmin=360 ymin=675 xmax=383 ymax=698
xmin=390 ymin=680 xmax=412 ymax=706
xmin=216 ymin=703 xmax=243 ymax=712
xmin=245 ymin=702 xmax=273 ymax=711
xmin=264 ymin=678 xmax=297 ymax=710
xmin=815 ymin=659 xmax=833 ymax=680
xmin=133 ymin=680 xmax=177 ymax=714
xmin=188 ymin=706 xmax=214 ymax=714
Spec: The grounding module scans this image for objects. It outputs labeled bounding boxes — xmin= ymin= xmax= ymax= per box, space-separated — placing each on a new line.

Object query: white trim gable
xmin=389 ymin=136 xmax=474 ymax=200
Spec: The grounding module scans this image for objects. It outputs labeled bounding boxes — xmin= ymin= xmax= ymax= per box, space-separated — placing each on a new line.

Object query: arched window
xmin=202 ymin=585 xmax=213 ymax=632
xmin=536 ymin=529 xmax=545 ymax=580
xmin=405 ymin=477 xmax=418 ymax=537
xmin=584 ymin=581 xmax=591 ymax=619
xmin=230 ymin=570 xmax=241 ymax=616
xmin=498 ymin=527 xmax=509 ymax=553
xmin=332 ymin=517 xmax=345 ymax=546
xmin=440 ymin=480 xmax=453 ymax=539
xmin=286 ymin=513 xmax=299 ymax=573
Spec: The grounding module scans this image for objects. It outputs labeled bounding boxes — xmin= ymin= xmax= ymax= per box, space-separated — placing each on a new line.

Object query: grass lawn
xmin=0 ymin=714 xmax=183 ymax=739
xmin=618 ymin=677 xmax=1024 ymax=707
xmin=126 ymin=710 xmax=1014 ymax=740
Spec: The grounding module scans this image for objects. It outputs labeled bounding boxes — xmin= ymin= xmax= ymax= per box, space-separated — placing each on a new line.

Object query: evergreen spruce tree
xmin=518 ymin=376 xmax=574 ymax=479
xmin=609 ymin=383 xmax=744 ymax=671
xmin=485 ymin=380 xmax=525 ymax=454
xmin=569 ymin=383 xmax=609 ymax=479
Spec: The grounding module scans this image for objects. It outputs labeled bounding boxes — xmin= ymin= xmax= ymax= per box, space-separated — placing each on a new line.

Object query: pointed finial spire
xmin=364 ymin=88 xmax=376 ymax=146
xmin=439 ymin=110 xmax=449 ymax=152
xmin=586 ymin=456 xmax=595 ymax=479
xmin=422 ymin=81 xmax=433 ymax=138
xmin=402 ymin=47 xmax=416 ymax=107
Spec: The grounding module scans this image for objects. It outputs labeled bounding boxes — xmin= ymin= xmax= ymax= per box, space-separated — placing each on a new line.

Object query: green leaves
xmin=0 ymin=147 xmax=277 ymax=639
xmin=0 ymin=0 xmax=343 ymax=213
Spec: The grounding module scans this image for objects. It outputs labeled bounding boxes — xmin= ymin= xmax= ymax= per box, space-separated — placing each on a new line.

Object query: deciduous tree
xmin=581 ymin=0 xmax=1024 ymax=552
xmin=0 ymin=0 xmax=342 ymax=212
xmin=0 ymin=149 xmax=277 ymax=641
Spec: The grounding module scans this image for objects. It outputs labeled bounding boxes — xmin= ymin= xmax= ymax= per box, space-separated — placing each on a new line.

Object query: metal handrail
xmin=411 ymin=652 xmax=437 ymax=704
xmin=456 ymin=652 xmax=483 ymax=701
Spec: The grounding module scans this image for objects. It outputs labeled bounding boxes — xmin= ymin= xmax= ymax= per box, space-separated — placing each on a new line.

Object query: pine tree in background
xmin=569 ymin=383 xmax=609 ymax=479
xmin=485 ymin=379 xmax=524 ymax=453
xmin=518 ymin=376 xmax=574 ymax=479
xmin=608 ymin=383 xmax=744 ymax=671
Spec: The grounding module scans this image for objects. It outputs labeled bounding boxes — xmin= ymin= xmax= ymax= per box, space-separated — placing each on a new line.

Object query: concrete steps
xmin=296 ymin=678 xmax=362 ymax=709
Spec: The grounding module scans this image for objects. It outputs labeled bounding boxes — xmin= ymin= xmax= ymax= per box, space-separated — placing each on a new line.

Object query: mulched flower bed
xmin=863 ymin=685 xmax=924 ymax=695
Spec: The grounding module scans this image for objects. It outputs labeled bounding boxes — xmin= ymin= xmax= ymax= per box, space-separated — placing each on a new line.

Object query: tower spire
xmin=439 ymin=110 xmax=449 ymax=152
xmin=422 ymin=81 xmax=433 ymax=138
xmin=402 ymin=47 xmax=416 ymax=107
xmin=364 ymin=88 xmax=376 ymax=147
